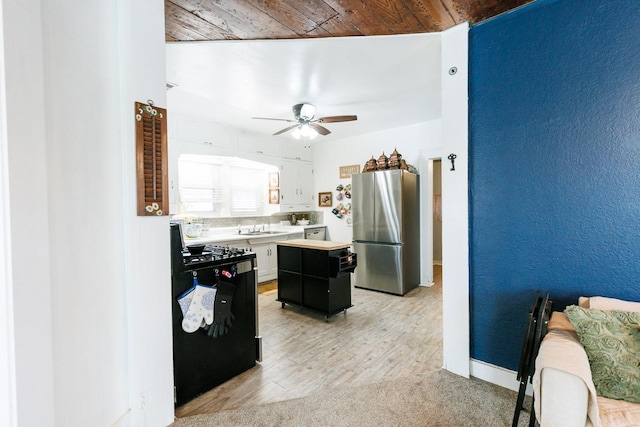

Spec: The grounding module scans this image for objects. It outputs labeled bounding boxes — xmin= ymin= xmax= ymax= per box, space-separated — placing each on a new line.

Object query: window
xmin=178 ymin=158 xmax=222 ymax=213
xmin=231 ymin=166 xmax=265 ymax=215
xmin=178 ymin=154 xmax=278 ymax=217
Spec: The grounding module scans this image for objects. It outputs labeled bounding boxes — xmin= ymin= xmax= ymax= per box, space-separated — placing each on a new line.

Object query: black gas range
xmin=169 ymin=223 xmax=260 ymax=407
xmin=181 ymin=244 xmax=255 ymax=269
xmin=170 ymin=223 xmax=256 ymax=274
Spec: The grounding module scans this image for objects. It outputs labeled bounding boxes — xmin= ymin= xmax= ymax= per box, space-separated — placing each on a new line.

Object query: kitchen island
xmin=276 ymin=239 xmax=357 ymax=322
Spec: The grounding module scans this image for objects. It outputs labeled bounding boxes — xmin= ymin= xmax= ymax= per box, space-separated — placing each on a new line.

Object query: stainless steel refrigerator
xmin=352 ymin=169 xmax=420 ymax=295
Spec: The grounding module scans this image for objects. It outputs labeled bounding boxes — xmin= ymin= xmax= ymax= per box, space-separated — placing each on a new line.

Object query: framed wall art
xmin=269 ymin=189 xmax=280 ymax=204
xmin=268 ymin=172 xmax=279 ymax=188
xmin=318 ymin=192 xmax=332 ymax=207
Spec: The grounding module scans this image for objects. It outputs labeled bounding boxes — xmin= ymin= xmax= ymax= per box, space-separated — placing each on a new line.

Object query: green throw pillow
xmin=565 ymin=305 xmax=640 ymax=403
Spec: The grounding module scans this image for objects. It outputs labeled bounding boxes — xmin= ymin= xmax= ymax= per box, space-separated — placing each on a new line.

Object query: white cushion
xmin=540 ymin=367 xmax=592 ymax=427
xmin=579 ymin=296 xmax=640 ymax=313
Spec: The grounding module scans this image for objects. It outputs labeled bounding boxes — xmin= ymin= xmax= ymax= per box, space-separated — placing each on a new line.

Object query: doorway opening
xmin=418 ymin=153 xmax=444 ymax=371
xmin=431 ymin=159 xmax=443 ymax=307
xmin=432 ymin=159 xmax=442 ymax=268
xmin=419 ymin=154 xmax=442 ymax=288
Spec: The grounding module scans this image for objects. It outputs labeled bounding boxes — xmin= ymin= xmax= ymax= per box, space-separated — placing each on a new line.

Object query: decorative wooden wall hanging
xmin=339 ymin=164 xmax=360 ymax=179
xmin=135 ymin=100 xmax=168 ymax=216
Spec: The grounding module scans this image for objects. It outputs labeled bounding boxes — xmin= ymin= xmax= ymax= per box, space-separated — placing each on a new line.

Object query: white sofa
xmin=533 ymin=296 xmax=640 ymax=427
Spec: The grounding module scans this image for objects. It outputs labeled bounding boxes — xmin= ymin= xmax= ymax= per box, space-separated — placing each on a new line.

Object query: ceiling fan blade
xmin=316 ymin=115 xmax=358 ymax=123
xmin=310 ymin=123 xmax=331 ymax=135
xmin=252 ymin=117 xmax=296 ymax=122
xmin=273 ymin=124 xmax=300 ymax=136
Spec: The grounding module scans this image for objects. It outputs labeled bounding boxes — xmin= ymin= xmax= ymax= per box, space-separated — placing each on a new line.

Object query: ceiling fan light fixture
xmin=299 ymin=103 xmax=315 ymax=120
xmin=292 ymin=123 xmax=318 ymax=140
xmin=291 ymin=127 xmax=301 ymax=139
xmin=300 ymin=123 xmax=318 ymax=139
xmin=253 ymin=103 xmax=357 ymax=139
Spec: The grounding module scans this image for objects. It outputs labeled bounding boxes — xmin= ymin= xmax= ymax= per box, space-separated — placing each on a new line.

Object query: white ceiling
xmin=165 ymin=33 xmax=442 ymax=143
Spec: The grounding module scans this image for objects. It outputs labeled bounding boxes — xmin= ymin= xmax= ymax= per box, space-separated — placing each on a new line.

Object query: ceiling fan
xmin=252 ymin=103 xmax=357 ymax=139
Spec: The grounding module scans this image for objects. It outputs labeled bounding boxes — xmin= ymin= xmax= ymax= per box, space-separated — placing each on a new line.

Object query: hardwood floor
xmin=257 ymin=280 xmax=278 ymax=295
xmin=175 ymin=265 xmax=443 ymax=418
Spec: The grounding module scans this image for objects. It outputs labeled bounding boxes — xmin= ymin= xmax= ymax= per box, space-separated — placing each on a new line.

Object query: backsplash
xmin=175 ymin=211 xmax=323 ymax=231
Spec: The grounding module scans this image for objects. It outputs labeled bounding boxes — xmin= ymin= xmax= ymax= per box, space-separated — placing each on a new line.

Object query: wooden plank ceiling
xmin=165 ymin=0 xmax=534 ymax=42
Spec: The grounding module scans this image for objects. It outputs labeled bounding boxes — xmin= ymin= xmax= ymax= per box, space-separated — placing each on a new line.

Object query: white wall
xmin=118 ymin=2 xmax=175 ymax=426
xmin=1 ymin=0 xmax=55 ymax=425
xmin=1 ymin=0 xmax=174 ymax=426
xmin=43 ymin=2 xmax=131 ymax=424
xmin=312 ymin=121 xmax=441 ymax=244
xmin=440 ymin=22 xmax=470 ymax=377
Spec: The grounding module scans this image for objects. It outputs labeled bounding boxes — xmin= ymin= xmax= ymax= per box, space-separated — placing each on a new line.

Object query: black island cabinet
xmin=276 ymin=239 xmax=357 ymax=322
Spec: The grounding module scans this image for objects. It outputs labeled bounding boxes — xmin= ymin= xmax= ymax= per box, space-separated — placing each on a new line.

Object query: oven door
xmin=171 ymin=256 xmax=258 ymax=406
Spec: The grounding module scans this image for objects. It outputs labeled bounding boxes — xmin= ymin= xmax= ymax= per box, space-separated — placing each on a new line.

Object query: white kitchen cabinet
xmin=298 ymin=165 xmax=314 ymax=206
xmin=237 ymin=132 xmax=281 ymax=158
xmin=279 ymin=160 xmax=314 ymax=212
xmin=252 ymin=242 xmax=278 ymax=283
xmin=281 ymin=140 xmax=312 ymax=162
xmin=177 ymin=117 xmax=237 ymax=151
xmin=247 ymin=232 xmax=303 ymax=282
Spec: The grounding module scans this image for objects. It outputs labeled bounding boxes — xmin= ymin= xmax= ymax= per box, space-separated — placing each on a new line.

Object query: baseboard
xmin=469 ymin=359 xmax=532 ymax=396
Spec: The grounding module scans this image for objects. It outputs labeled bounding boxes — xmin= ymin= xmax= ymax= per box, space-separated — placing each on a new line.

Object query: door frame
xmin=432 ymin=21 xmax=470 ymax=378
xmin=419 ymin=154 xmax=438 ymax=286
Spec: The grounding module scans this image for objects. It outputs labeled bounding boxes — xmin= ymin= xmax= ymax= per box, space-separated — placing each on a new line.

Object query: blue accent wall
xmin=469 ymin=0 xmax=640 ymax=370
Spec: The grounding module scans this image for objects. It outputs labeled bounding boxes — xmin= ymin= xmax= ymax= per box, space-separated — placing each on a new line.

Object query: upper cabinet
xmin=280 ymin=160 xmax=313 ymax=212
xmin=237 ymin=132 xmax=281 ymax=158
xmin=276 ymin=143 xmax=314 ymax=213
xmin=281 ymin=140 xmax=312 ymax=162
xmin=169 ymin=116 xmax=237 ymax=213
xmin=169 ymin=114 xmax=315 ymax=215
xmin=177 ymin=117 xmax=237 ymax=153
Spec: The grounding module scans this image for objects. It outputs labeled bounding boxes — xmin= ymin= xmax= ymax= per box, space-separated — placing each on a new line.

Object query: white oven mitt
xmin=177 ymin=285 xmax=208 ymax=329
xmin=177 ymin=286 xmax=196 ymax=317
xmin=182 ymin=282 xmax=217 ymax=333
xmin=202 ymin=285 xmax=216 ymax=326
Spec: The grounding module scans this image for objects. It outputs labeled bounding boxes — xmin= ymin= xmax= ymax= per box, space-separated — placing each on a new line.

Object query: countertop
xmin=182 ymin=224 xmax=326 ymax=245
xmin=275 ymin=239 xmax=352 ymax=251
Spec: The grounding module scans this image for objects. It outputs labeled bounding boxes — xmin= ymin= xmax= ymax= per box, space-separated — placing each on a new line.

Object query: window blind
xmin=178 ymin=156 xmax=271 ymax=216
xmin=230 ymin=167 xmax=265 ymax=215
xmin=178 ymin=159 xmax=222 ymax=213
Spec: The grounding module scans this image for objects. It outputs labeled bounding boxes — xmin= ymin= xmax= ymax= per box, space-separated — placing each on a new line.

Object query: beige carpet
xmin=171 ymin=369 xmax=533 ymax=427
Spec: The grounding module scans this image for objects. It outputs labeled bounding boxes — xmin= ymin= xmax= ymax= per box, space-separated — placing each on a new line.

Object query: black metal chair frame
xmin=512 ymin=292 xmax=552 ymax=427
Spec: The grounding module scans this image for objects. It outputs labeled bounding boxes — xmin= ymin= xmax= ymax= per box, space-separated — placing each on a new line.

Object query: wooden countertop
xmin=276 ymin=239 xmax=352 ymax=251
